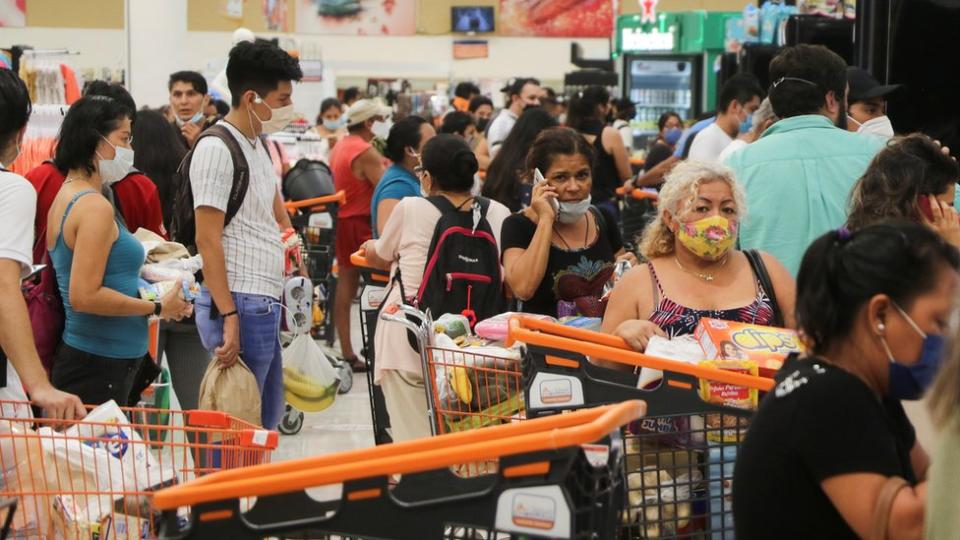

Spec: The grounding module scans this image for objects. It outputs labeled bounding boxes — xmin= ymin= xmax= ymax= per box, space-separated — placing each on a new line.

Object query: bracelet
xmin=221 ymin=310 xmax=239 ymax=318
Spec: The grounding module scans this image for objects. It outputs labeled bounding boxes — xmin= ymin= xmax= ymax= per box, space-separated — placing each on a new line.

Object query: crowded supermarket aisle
xmin=2 ymin=0 xmax=960 ymax=539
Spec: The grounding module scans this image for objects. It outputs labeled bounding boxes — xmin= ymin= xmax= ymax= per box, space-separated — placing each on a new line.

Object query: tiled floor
xmin=275 ymin=303 xmax=377 ymax=462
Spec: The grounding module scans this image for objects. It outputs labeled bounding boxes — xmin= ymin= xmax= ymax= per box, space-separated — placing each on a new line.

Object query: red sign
xmin=640 ymin=0 xmax=659 ymax=24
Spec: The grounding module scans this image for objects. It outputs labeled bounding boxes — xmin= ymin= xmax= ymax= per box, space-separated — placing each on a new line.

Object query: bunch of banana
xmin=284 ymin=366 xmax=338 ymax=412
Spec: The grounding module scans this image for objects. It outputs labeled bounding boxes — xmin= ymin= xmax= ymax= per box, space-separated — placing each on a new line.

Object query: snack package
xmin=475 ymin=312 xmax=556 ymax=342
xmin=697 ymin=359 xmax=759 ymax=411
xmin=694 ymin=318 xmax=803 ymax=378
xmin=138 ymin=278 xmax=200 ymax=303
xmin=558 ymin=316 xmax=602 ymax=331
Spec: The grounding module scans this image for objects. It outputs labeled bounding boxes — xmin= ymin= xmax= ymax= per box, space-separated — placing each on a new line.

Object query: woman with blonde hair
xmin=925 ymin=325 xmax=960 ymax=538
xmin=601 ymin=161 xmax=796 ymax=355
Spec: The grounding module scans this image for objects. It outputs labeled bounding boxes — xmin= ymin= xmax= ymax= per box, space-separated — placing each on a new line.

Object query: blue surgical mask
xmin=557 ymin=195 xmax=592 ymax=224
xmin=322 ymin=118 xmax=343 ymax=131
xmin=663 ymin=127 xmax=682 ymax=146
xmin=175 ymin=111 xmax=204 ymax=128
xmin=739 ymin=111 xmax=753 ymax=134
xmin=881 ymin=303 xmax=946 ymax=400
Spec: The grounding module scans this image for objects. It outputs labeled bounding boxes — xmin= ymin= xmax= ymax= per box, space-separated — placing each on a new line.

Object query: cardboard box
xmin=694 ymin=318 xmax=803 ymax=378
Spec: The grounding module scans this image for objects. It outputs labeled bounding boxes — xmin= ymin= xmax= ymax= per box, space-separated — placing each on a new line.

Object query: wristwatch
xmin=153 ymin=301 xmax=163 ymax=317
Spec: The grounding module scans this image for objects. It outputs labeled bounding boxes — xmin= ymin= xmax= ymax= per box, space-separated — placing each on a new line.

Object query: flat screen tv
xmin=452 ymin=7 xmax=495 ymax=33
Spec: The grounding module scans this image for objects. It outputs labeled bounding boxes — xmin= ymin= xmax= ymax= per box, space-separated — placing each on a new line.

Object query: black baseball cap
xmin=847 ymin=67 xmax=901 ymax=102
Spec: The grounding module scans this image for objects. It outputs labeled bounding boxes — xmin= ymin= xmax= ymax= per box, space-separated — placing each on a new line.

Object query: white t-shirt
xmin=190 ymin=122 xmax=284 ymax=299
xmin=718 ymin=138 xmax=750 ymax=164
xmin=372 ymin=196 xmax=511 ymax=382
xmin=486 ymin=109 xmax=518 ymax=159
xmin=687 ymin=122 xmax=734 ymax=163
xmin=0 ymin=167 xmax=37 ymax=407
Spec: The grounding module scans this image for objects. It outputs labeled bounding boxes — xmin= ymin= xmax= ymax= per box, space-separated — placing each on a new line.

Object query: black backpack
xmin=171 ymin=124 xmax=250 ymax=251
xmin=398 ymin=196 xmax=505 ymax=329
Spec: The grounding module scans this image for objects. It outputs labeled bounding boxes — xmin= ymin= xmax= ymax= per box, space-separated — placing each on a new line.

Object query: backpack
xmin=170 ymin=124 xmax=250 ymax=251
xmin=397 ymin=196 xmax=505 ymax=330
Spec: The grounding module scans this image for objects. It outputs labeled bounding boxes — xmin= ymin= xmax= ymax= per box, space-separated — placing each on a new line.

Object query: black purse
xmin=744 ymin=249 xmax=785 ymax=328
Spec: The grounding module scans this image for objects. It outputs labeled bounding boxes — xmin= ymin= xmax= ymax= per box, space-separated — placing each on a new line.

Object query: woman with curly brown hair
xmin=847 ymin=133 xmax=960 ymax=246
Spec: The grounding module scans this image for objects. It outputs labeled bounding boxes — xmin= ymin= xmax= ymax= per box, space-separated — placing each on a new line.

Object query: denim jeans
xmin=195 ymin=289 xmax=284 ymax=430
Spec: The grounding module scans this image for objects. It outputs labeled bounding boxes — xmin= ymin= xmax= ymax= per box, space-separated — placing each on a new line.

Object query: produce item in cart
xmin=282 ymin=334 xmax=340 ymax=413
xmin=431 ymin=333 xmax=523 ymax=424
xmin=694 ymin=317 xmax=803 ymax=378
xmin=199 ymin=359 xmax=262 ymax=427
xmin=474 ymin=312 xmax=556 ymax=342
xmin=433 ymin=313 xmax=471 ymax=340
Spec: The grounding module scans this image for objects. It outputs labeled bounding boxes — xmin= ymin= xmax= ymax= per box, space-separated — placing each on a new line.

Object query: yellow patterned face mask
xmin=676 ymin=215 xmax=738 ymax=260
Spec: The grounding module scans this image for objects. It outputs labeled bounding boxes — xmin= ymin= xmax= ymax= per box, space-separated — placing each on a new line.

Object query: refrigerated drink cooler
xmin=625 ymin=56 xmax=700 ymax=148
xmin=615 ymin=11 xmax=737 ymax=152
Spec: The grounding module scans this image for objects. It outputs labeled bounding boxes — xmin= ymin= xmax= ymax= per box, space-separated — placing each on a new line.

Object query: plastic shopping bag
xmin=198 ymin=359 xmax=262 ymax=427
xmin=282 ymin=334 xmax=339 ymax=413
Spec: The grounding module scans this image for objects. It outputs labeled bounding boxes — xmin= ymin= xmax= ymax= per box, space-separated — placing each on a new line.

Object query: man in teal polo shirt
xmin=725 ymin=45 xmax=885 ymax=275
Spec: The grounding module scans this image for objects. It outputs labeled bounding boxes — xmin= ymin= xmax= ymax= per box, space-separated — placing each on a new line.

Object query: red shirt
xmin=25 ymin=163 xmax=167 ymax=263
xmin=329 ymin=135 xmax=375 ymax=220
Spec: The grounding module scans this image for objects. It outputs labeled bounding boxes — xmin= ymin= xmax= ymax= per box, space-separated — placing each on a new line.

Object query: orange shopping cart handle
xmin=506 ymin=316 xmax=774 ymax=392
xmin=350 ymin=249 xmax=389 ymax=282
xmin=151 ymin=400 xmax=645 ymax=511
xmin=284 ymin=190 xmax=347 ymax=213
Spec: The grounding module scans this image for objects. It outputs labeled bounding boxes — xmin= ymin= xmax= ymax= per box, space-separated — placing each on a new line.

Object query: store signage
xmin=622 ymin=27 xmax=675 ymax=52
xmin=639 ymin=0 xmax=659 ymax=24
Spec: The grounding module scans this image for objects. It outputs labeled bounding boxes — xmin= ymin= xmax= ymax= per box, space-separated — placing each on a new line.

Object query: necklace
xmin=674 ymin=253 xmax=728 ymax=282
xmin=553 ymin=214 xmax=590 ymax=250
xmin=64 ymin=176 xmax=91 ymax=184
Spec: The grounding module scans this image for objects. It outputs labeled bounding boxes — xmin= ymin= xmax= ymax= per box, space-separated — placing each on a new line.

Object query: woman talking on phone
xmin=847 ymin=134 xmax=960 ymax=246
xmin=501 ymin=128 xmax=634 ymax=318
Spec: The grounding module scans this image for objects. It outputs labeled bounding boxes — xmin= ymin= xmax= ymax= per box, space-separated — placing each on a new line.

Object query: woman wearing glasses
xmin=46 ymin=96 xmax=190 ymax=406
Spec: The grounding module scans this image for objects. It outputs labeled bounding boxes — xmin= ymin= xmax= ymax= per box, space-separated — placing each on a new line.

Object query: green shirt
xmin=724 ymin=115 xmax=885 ymax=275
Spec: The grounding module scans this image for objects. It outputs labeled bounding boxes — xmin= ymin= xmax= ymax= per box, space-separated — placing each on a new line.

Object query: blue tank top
xmin=50 ymin=190 xmax=148 ymax=359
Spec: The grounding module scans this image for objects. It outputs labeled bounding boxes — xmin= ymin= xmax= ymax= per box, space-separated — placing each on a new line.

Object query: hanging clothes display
xmin=16 ymin=49 xmax=82 ymax=106
xmin=9 ymin=105 xmax=67 ymax=176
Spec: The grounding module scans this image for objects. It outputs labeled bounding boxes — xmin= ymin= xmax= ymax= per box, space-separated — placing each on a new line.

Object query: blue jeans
xmin=195 ymin=289 xmax=284 ymax=430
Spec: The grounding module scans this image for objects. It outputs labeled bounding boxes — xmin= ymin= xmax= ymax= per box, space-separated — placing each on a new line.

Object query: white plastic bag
xmin=282 ymin=334 xmax=339 ymax=412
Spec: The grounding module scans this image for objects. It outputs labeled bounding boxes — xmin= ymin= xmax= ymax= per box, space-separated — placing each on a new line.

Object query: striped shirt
xmin=190 ymin=121 xmax=283 ymax=299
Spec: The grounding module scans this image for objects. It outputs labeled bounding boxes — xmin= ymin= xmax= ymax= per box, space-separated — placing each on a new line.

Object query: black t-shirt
xmin=500 ymin=206 xmax=623 ymax=317
xmin=581 ymin=122 xmax=621 ymax=205
xmin=733 ymin=355 xmax=917 ymax=539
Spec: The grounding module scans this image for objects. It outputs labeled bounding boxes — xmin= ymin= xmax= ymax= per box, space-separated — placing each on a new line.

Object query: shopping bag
xmin=198 ymin=358 xmax=262 ymax=427
xmin=282 ymin=334 xmax=339 ymax=413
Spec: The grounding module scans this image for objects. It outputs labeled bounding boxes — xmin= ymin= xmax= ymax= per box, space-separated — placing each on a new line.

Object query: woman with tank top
xmin=599 ymin=161 xmax=797 ymax=364
xmin=565 ymin=86 xmax=633 ymax=219
xmin=46 ymin=96 xmax=189 ymax=406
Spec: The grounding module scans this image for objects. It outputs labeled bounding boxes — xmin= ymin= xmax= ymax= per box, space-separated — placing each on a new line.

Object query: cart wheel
xmin=337 ymin=363 xmax=354 ymax=394
xmin=278 ymin=404 xmax=304 ymax=435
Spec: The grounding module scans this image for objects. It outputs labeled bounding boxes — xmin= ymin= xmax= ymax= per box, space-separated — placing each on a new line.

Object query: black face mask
xmin=476 ymin=117 xmax=489 ymax=132
xmin=523 ymin=103 xmax=541 ymax=112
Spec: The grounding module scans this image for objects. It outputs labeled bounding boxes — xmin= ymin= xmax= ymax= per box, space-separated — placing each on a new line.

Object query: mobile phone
xmin=22 ymin=264 xmax=45 ymax=283
xmin=534 ymin=168 xmax=559 ymax=214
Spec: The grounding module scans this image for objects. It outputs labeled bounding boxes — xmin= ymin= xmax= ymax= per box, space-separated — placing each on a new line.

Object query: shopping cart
xmin=0 ymin=400 xmax=277 ymax=539
xmin=152 ymin=400 xmax=645 ymax=539
xmin=283 ymin=191 xmax=346 ymax=346
xmin=380 ymin=304 xmax=524 ymax=438
xmin=507 ymin=316 xmax=774 ymax=539
xmin=617 ymin=186 xmax=659 ymax=253
xmin=351 ymin=248 xmax=393 ymax=445
xmin=382 ymin=305 xmax=773 ymax=538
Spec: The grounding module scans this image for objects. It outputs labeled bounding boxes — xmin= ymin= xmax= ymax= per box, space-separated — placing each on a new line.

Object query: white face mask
xmin=857 ymin=115 xmax=895 ymax=138
xmin=557 ymin=195 xmax=592 ymax=224
xmin=372 ymin=120 xmax=391 ymax=139
xmin=251 ymin=94 xmax=296 ymax=134
xmin=96 ymin=136 xmax=135 ymax=186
